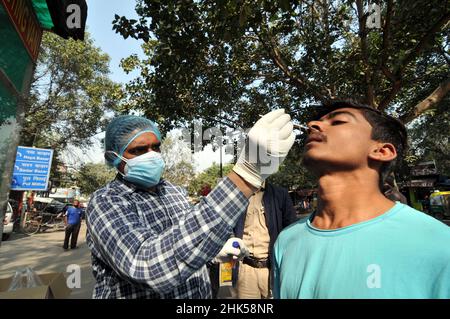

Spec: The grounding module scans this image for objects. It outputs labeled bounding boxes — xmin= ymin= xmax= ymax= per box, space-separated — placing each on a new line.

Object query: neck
xmin=312 ymin=170 xmax=395 ymax=230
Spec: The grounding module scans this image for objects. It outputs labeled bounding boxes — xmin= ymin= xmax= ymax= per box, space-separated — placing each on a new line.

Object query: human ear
xmin=368 ymin=142 xmax=397 ymax=163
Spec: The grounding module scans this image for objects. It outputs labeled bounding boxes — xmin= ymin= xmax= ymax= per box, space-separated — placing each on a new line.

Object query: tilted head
xmin=303 ymin=99 xmax=407 ymax=189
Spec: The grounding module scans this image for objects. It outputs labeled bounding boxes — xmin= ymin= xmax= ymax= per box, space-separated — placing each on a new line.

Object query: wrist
xmin=232 ymin=163 xmax=263 ymax=188
xmin=227 ymin=171 xmax=259 ymax=198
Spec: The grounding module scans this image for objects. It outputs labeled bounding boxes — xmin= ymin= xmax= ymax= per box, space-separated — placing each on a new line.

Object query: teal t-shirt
xmin=273 ymin=202 xmax=450 ymax=299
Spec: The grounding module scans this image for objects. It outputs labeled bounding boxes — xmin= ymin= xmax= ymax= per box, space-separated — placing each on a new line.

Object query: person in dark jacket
xmin=232 ymin=182 xmax=297 ymax=298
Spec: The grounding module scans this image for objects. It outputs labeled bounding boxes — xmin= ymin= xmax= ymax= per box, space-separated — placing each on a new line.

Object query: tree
xmin=22 ymin=32 xmax=123 ymax=181
xmin=188 ymin=163 xmax=234 ymax=196
xmin=113 ymin=0 xmax=449 ymax=133
xmin=408 ymin=99 xmax=450 ymax=176
xmin=161 ymin=132 xmax=196 ymax=187
xmin=75 ymin=163 xmax=117 ymax=196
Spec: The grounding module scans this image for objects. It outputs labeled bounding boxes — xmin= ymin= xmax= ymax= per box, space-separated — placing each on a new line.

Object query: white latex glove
xmin=213 ymin=238 xmax=250 ymax=264
xmin=233 ymin=109 xmax=295 ymax=188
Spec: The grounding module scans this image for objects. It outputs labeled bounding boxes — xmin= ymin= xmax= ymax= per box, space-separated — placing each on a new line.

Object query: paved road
xmin=0 ymin=222 xmax=94 ymax=299
xmin=0 ymin=221 xmax=237 ymax=299
xmin=1 ymin=216 xmax=448 ymax=299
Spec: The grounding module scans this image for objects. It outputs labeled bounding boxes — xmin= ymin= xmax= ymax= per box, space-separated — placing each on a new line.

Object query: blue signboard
xmin=11 ymin=146 xmax=54 ymax=191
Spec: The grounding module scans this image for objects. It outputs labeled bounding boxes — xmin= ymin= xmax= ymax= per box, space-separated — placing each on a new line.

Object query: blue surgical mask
xmin=111 ymin=151 xmax=165 ymax=188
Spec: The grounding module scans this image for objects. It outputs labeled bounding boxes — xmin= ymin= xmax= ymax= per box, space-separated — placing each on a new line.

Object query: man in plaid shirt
xmin=86 ymin=110 xmax=295 ymax=298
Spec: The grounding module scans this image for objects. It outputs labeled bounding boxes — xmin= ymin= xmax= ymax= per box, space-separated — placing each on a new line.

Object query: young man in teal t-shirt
xmin=273 ymin=100 xmax=450 ymax=299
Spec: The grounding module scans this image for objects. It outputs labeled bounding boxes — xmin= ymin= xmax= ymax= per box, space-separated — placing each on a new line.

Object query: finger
xmin=277 ymin=121 xmax=294 ymax=140
xmin=227 ymin=247 xmax=241 ymax=256
xmin=258 ymin=109 xmax=285 ymax=124
xmin=270 ymin=113 xmax=291 ymax=129
xmin=276 ymin=132 xmax=296 ymax=155
xmin=266 ymin=132 xmax=295 ymax=155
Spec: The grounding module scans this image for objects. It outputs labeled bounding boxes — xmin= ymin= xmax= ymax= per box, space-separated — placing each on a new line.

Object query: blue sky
xmin=86 ymin=0 xmax=144 ymax=84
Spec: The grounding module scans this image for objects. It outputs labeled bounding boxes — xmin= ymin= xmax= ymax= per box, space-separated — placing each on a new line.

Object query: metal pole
xmin=219 ymin=137 xmax=223 ymax=178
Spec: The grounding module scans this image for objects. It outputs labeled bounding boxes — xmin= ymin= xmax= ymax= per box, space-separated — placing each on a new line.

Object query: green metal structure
xmin=0 ymin=0 xmax=87 ymax=244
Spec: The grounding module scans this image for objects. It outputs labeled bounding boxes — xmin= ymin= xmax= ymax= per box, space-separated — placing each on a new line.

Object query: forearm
xmin=227 ymin=171 xmax=258 ymax=198
xmin=89 ymin=178 xmax=249 ymax=294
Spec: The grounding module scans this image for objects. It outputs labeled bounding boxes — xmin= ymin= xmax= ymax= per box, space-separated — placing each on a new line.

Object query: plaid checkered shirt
xmin=85 ymin=175 xmax=248 ymax=298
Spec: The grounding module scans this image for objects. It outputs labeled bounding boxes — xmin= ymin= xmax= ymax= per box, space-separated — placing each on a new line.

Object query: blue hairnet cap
xmin=104 ymin=115 xmax=162 ymax=167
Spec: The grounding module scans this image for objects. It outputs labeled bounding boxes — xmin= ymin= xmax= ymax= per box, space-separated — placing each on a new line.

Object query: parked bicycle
xmin=22 ymin=210 xmax=66 ymax=235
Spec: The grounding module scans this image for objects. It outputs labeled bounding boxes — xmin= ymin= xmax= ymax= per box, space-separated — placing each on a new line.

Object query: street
xmin=0 ymin=222 xmax=235 ymax=299
xmin=0 ymin=222 xmax=94 ymax=299
xmin=1 ymin=216 xmax=448 ymax=299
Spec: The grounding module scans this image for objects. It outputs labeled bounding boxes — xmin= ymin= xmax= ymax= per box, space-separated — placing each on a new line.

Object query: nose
xmin=307 ymin=120 xmax=323 ymax=133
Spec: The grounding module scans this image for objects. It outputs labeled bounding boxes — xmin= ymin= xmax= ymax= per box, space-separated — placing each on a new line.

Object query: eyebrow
xmin=320 ymin=111 xmax=358 ymax=121
xmin=128 ymin=141 xmax=161 ymax=150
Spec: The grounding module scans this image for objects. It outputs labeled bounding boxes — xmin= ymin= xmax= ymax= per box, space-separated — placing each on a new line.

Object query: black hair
xmin=310 ymin=99 xmax=408 ymax=189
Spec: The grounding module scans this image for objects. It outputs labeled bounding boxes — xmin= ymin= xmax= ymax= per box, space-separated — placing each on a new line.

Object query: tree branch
xmin=252 ymin=12 xmax=329 ymax=102
xmin=375 ymin=0 xmax=394 ymax=85
xmin=397 ymin=12 xmax=450 ymax=76
xmin=400 ymin=78 xmax=450 ymax=123
xmin=356 ymin=0 xmax=375 ymax=106
xmin=378 ymin=78 xmax=402 ymax=111
xmin=379 ymin=12 xmax=450 ymax=110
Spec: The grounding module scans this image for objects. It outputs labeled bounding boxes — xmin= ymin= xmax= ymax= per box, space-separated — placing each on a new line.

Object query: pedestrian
xmin=273 ymin=99 xmax=450 ymax=299
xmin=63 ymin=200 xmax=82 ymax=250
xmin=233 ymin=181 xmax=296 ymax=299
xmin=85 ymin=110 xmax=295 ymax=298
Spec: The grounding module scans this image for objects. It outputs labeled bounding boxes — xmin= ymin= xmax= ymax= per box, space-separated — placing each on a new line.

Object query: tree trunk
xmin=401 ymin=78 xmax=450 ymax=123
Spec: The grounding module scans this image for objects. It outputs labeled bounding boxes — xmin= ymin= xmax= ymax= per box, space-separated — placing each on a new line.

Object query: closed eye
xmin=331 ymin=120 xmax=347 ymax=125
xmin=129 ymin=146 xmax=149 ymax=155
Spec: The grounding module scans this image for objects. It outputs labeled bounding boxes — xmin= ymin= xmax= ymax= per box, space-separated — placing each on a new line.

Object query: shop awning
xmin=31 ymin=0 xmax=54 ymax=30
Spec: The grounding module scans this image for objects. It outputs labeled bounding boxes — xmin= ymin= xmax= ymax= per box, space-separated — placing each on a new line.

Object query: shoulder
xmin=159 ymin=179 xmax=188 ymax=197
xmin=266 ymin=183 xmax=288 ymax=194
xmin=264 ymin=184 xmax=290 ymax=204
xmin=91 ymin=179 xmax=132 ymax=199
xmin=276 ymin=216 xmax=309 ymax=245
xmin=87 ymin=180 xmax=134 ymax=213
xmin=274 ymin=217 xmax=309 ymax=264
xmin=395 ymin=203 xmax=449 ymax=234
xmin=393 ymin=203 xmax=450 ymax=255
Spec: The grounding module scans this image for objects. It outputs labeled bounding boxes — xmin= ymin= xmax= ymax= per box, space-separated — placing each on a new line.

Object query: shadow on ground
xmin=0 ymin=222 xmax=94 ymax=299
